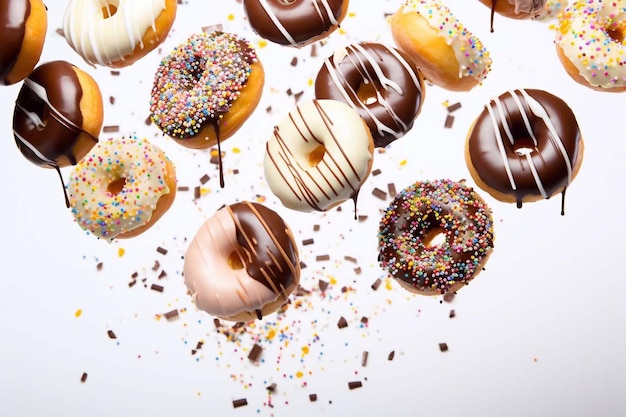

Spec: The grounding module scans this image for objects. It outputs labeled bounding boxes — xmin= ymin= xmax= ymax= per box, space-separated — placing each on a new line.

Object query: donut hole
xmin=309 ymin=145 xmax=326 ymax=167
xmin=423 ymin=227 xmax=446 ymax=248
xmin=513 ymin=137 xmax=536 ymax=157
xmin=607 ymin=28 xmax=624 ymax=44
xmin=101 ymin=2 xmax=119 ymax=19
xmin=227 ymin=251 xmax=245 ymax=270
xmin=357 ymin=81 xmax=378 ymax=105
xmin=107 ymin=177 xmax=126 ymax=195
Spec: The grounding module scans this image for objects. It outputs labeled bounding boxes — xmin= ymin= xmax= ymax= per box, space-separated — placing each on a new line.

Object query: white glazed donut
xmin=263 ymin=99 xmax=375 ymax=213
xmin=66 ymin=137 xmax=177 ymax=241
xmin=183 ymin=201 xmax=301 ymax=322
xmin=62 ymin=0 xmax=178 ymax=68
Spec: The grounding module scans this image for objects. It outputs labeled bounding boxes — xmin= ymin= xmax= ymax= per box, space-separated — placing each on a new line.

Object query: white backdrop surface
xmin=1 ymin=1 xmax=625 ymax=416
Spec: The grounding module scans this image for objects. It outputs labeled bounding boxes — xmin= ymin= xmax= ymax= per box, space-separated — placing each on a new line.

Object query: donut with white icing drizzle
xmin=478 ymin=0 xmax=547 ymax=31
xmin=465 ymin=89 xmax=584 ymax=214
xmin=263 ymin=99 xmax=374 ymax=214
xmin=184 ymin=201 xmax=301 ymax=322
xmin=62 ymin=0 xmax=177 ymax=68
xmin=315 ymin=42 xmax=426 ymax=148
xmin=242 ymin=0 xmax=349 ymax=47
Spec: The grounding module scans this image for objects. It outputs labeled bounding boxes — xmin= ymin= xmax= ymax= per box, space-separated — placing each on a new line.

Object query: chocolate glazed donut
xmin=465 ymin=89 xmax=583 ymax=214
xmin=315 ymin=42 xmax=425 ymax=148
xmin=13 ymin=60 xmax=100 ymax=205
xmin=0 ymin=0 xmax=29 ymax=85
xmin=242 ymin=0 xmax=347 ymax=47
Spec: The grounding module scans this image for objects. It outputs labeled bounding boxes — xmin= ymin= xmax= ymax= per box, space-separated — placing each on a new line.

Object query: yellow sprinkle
xmin=307 ymin=78 xmax=314 ymax=86
xmin=348 ymin=11 xmax=356 ymax=17
xmin=330 ymin=277 xmax=337 ymax=285
xmin=301 ymin=346 xmax=310 ymax=356
xmin=232 ymin=147 xmax=240 ymax=154
xmin=258 ymin=39 xmax=268 ymax=48
xmin=339 ymin=28 xmax=346 ymax=35
xmin=385 ymin=277 xmax=393 ymax=290
xmin=118 ymin=247 xmax=125 ymax=257
xmin=227 ymin=13 xmax=235 ymax=21
xmin=74 ymin=309 xmax=82 ymax=318
xmin=296 ymin=371 xmax=304 ymax=378
xmin=266 ymin=329 xmax=276 ymax=340
xmin=399 ymin=159 xmax=408 ymax=166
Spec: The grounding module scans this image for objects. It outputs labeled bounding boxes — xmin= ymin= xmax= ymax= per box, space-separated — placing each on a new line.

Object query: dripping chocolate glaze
xmin=467 ymin=89 xmax=581 ymax=214
xmin=243 ymin=0 xmax=344 ymax=46
xmin=228 ymin=202 xmax=299 ymax=301
xmin=13 ymin=60 xmax=99 ymax=206
xmin=315 ymin=43 xmax=424 ymax=148
xmin=0 ymin=0 xmax=30 ymax=84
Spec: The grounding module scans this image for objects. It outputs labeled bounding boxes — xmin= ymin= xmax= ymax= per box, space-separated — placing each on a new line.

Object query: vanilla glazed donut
xmin=63 ymin=0 xmax=177 ymax=68
xmin=478 ymin=1 xmax=547 ymax=32
xmin=150 ymin=30 xmax=264 ymax=187
xmin=465 ymin=89 xmax=584 ymax=214
xmin=0 ymin=0 xmax=47 ymax=86
xmin=184 ymin=201 xmax=301 ymax=322
xmin=66 ymin=137 xmax=177 ymax=241
xmin=263 ymin=99 xmax=374 ymax=214
xmin=555 ymin=0 xmax=626 ymax=92
xmin=378 ymin=179 xmax=495 ymax=296
xmin=13 ymin=60 xmax=104 ymax=206
xmin=391 ymin=0 xmax=492 ymax=92
xmin=315 ymin=42 xmax=426 ymax=148
xmin=242 ymin=0 xmax=349 ymax=47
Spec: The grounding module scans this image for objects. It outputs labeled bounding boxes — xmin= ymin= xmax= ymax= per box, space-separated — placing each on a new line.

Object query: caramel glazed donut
xmin=242 ymin=0 xmax=349 ymax=47
xmin=263 ymin=99 xmax=374 ymax=214
xmin=0 ymin=0 xmax=47 ymax=86
xmin=183 ymin=201 xmax=301 ymax=322
xmin=315 ymin=42 xmax=426 ymax=148
xmin=62 ymin=0 xmax=178 ymax=67
xmin=378 ymin=179 xmax=495 ymax=296
xmin=12 ymin=60 xmax=104 ymax=206
xmin=465 ymin=89 xmax=584 ymax=214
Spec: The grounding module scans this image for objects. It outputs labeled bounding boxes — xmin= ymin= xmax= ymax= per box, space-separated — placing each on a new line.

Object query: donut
xmin=390 ymin=0 xmax=492 ymax=92
xmin=66 ymin=137 xmax=177 ymax=241
xmin=555 ymin=0 xmax=626 ymax=92
xmin=378 ymin=179 xmax=495 ymax=296
xmin=13 ymin=60 xmax=104 ymax=205
xmin=0 ymin=0 xmax=47 ymax=85
xmin=62 ymin=0 xmax=178 ymax=68
xmin=478 ymin=1 xmax=547 ymax=32
xmin=242 ymin=0 xmax=349 ymax=47
xmin=150 ymin=30 xmax=264 ymax=186
xmin=465 ymin=89 xmax=584 ymax=214
xmin=263 ymin=99 xmax=374 ymax=213
xmin=535 ymin=0 xmax=569 ymax=21
xmin=314 ymin=42 xmax=426 ymax=148
xmin=183 ymin=201 xmax=301 ymax=322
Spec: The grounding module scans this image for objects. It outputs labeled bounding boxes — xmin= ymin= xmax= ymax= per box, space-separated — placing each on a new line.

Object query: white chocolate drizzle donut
xmin=263 ymin=99 xmax=374 ymax=213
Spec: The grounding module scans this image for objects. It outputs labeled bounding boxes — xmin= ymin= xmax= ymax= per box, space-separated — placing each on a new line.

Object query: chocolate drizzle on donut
xmin=0 ymin=0 xmax=29 ymax=84
xmin=467 ymin=89 xmax=582 ymax=214
xmin=13 ymin=60 xmax=99 ymax=207
xmin=243 ymin=0 xmax=345 ymax=47
xmin=227 ymin=202 xmax=300 ymax=309
xmin=315 ymin=43 xmax=424 ymax=148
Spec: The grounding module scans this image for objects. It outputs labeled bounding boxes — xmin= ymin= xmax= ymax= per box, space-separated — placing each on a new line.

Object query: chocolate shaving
xmin=131 ymin=272 xmax=139 ymax=279
xmin=310 ymin=44 xmax=318 ymax=57
xmin=145 ymin=116 xmax=152 ymax=125
xmin=443 ymin=292 xmax=455 ymax=303
xmin=177 ymin=186 xmax=189 ymax=192
xmin=388 ymin=351 xmax=395 ymax=361
xmin=302 ymin=238 xmax=314 ymax=245
xmin=290 ymin=57 xmax=298 ymax=66
xmin=444 ymin=115 xmax=454 ymax=129
xmin=447 ymin=102 xmax=462 ymax=113
xmin=150 ymin=284 xmax=164 ymax=292
xmin=107 ymin=330 xmax=117 ymax=339
xmin=299 ymin=261 xmax=307 ymax=269
xmin=387 ymin=183 xmax=397 ymax=198
xmin=164 ymin=309 xmax=179 ymax=320
xmin=103 ymin=125 xmax=119 ymax=133
xmin=316 ymin=254 xmax=330 ymax=261
xmin=213 ymin=318 xmax=222 ymax=328
xmin=110 ymin=71 xmax=120 ymax=76
xmin=199 ymin=174 xmax=210 ymax=184
xmin=152 ymin=260 xmax=160 ymax=271
xmin=358 ymin=215 xmax=368 ymax=222
xmin=318 ymin=279 xmax=329 ymax=292
xmin=158 ymin=270 xmax=167 ymax=279
xmin=96 ymin=262 xmax=103 ymax=271
xmin=266 ymin=382 xmax=277 ymax=392
xmin=372 ymin=168 xmax=382 ymax=176
xmin=361 ymin=351 xmax=369 ymax=367
xmin=371 ymin=278 xmax=382 ymax=291
xmin=194 ymin=186 xmax=201 ymax=199
xmin=109 ymin=96 xmax=115 ymax=105
xmin=354 ymin=267 xmax=362 ymax=275
xmin=439 ymin=343 xmax=449 ymax=352
xmin=309 ymin=393 xmax=318 ymax=402
xmin=294 ymin=91 xmax=304 ymax=102
xmin=248 ymin=343 xmax=263 ymax=362
xmin=348 ymin=381 xmax=362 ymax=390
xmin=128 ymin=280 xmax=137 ymax=288
xmin=449 ymin=309 xmax=456 ymax=318
xmin=232 ymin=398 xmax=248 ymax=408
xmin=344 ymin=256 xmax=357 ymax=263
xmin=80 ymin=372 xmax=88 ymax=383
xmin=372 ymin=187 xmax=387 ymax=200
xmin=337 ymin=316 xmax=348 ymax=329
xmin=156 ymin=247 xmax=168 ymax=255
xmin=313 ymin=224 xmax=320 ymax=232
xmin=360 ymin=316 xmax=368 ymax=325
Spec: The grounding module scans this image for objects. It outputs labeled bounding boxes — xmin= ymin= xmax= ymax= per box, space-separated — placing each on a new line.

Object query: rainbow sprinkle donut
xmin=378 ymin=179 xmax=495 ymax=295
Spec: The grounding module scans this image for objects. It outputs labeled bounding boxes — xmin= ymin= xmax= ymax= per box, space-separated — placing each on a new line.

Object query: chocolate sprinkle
xmin=372 ymin=168 xmax=382 ymax=176
xmin=372 ymin=187 xmax=387 ymax=200
xmin=439 ymin=343 xmax=449 ymax=352
xmin=443 ymin=292 xmax=456 ymax=303
xmin=152 ymin=260 xmax=160 ymax=271
xmin=164 ymin=309 xmax=179 ymax=320
xmin=80 ymin=372 xmax=88 ymax=383
xmin=302 ymin=238 xmax=314 ymax=245
xmin=150 ymin=284 xmax=164 ymax=292
xmin=348 ymin=381 xmax=363 ymax=390
xmin=447 ymin=102 xmax=462 ymax=113
xmin=266 ymin=382 xmax=277 ymax=392
xmin=318 ymin=279 xmax=329 ymax=292
xmin=444 ymin=114 xmax=454 ymax=129
xmin=371 ymin=278 xmax=382 ymax=291
xmin=248 ymin=343 xmax=263 ymax=362
xmin=232 ymin=398 xmax=248 ymax=408
xmin=316 ymin=254 xmax=330 ymax=261
xmin=361 ymin=351 xmax=369 ymax=367
xmin=449 ymin=309 xmax=456 ymax=318
xmin=387 ymin=183 xmax=397 ymax=198
xmin=309 ymin=393 xmax=318 ymax=402
xmin=199 ymin=174 xmax=210 ymax=184
xmin=337 ymin=316 xmax=348 ymax=329
xmin=103 ymin=125 xmax=119 ymax=132
xmin=156 ymin=247 xmax=168 ymax=255
xmin=388 ymin=351 xmax=395 ymax=361
xmin=107 ymin=330 xmax=116 ymax=339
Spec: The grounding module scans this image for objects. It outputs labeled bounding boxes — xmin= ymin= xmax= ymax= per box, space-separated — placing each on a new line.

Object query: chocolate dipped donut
xmin=184 ymin=201 xmax=301 ymax=322
xmin=465 ymin=89 xmax=584 ymax=214
xmin=13 ymin=60 xmax=104 ymax=204
xmin=242 ymin=0 xmax=349 ymax=47
xmin=315 ymin=42 xmax=426 ymax=148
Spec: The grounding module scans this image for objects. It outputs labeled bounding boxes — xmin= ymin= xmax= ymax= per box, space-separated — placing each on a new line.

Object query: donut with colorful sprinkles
xmin=66 ymin=137 xmax=177 ymax=241
xmin=555 ymin=0 xmax=626 ymax=92
xmin=378 ymin=179 xmax=495 ymax=295
xmin=149 ymin=30 xmax=264 ymax=185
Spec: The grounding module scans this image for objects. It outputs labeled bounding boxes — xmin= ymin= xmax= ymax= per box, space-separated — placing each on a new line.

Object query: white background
xmin=1 ymin=1 xmax=625 ymax=416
